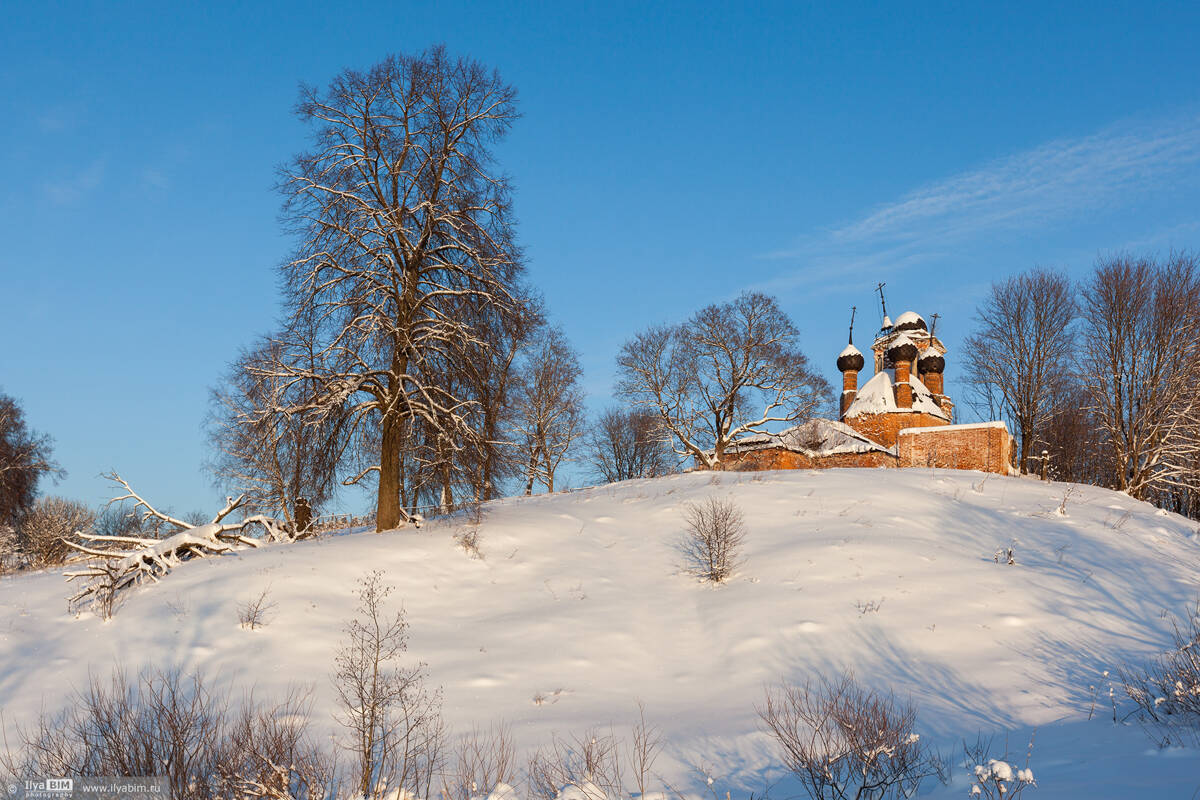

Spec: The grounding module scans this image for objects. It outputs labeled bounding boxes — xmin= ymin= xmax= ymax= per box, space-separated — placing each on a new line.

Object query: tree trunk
xmin=524 ymin=449 xmax=537 ymax=496
xmin=376 ymin=412 xmax=403 ymax=531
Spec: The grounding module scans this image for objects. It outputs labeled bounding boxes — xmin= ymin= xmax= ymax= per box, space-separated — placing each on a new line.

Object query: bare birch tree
xmin=963 ymin=268 xmax=1077 ymax=472
xmin=616 ymin=292 xmax=829 ymax=469
xmin=512 ymin=326 xmax=585 ymax=494
xmin=1079 ymin=253 xmax=1200 ymax=499
xmin=260 ymin=48 xmax=525 ymax=531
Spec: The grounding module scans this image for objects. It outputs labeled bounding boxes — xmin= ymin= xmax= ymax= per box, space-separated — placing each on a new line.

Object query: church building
xmin=721 ymin=308 xmax=1016 ymax=475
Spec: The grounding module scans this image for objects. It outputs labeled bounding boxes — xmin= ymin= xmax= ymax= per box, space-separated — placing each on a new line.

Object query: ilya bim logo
xmin=25 ymin=778 xmax=74 ymax=793
xmin=22 ymin=777 xmax=73 ymax=796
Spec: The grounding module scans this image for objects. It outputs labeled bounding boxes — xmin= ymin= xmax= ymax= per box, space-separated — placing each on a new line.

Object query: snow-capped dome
xmin=880 ymin=315 xmax=893 ymax=330
xmin=837 ymin=343 xmax=865 ymax=372
xmin=893 ymin=311 xmax=927 ymax=332
xmin=918 ymin=349 xmax=946 ymax=374
xmin=887 ymin=331 xmax=919 ymax=361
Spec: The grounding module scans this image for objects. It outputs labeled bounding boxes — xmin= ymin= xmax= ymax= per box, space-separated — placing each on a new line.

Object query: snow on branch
xmin=62 ymin=474 xmax=295 ymax=617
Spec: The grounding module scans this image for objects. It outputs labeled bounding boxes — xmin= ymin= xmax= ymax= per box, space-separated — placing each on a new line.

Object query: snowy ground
xmin=2 ymin=469 xmax=1199 ymax=797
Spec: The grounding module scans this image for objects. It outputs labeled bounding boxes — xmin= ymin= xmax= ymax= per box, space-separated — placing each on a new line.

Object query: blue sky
xmin=2 ymin=1 xmax=1199 ymax=513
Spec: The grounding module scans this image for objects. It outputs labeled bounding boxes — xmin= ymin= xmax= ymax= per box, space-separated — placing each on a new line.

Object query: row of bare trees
xmin=964 ymin=253 xmax=1200 ymax=514
xmin=205 ymin=49 xmax=827 ymax=530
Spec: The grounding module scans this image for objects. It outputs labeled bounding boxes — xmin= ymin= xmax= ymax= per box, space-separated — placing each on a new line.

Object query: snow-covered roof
xmin=725 ymin=418 xmax=894 ymax=457
xmin=894 ymin=310 xmax=926 ymax=329
xmin=888 ymin=331 xmax=917 ymax=349
xmin=839 ymin=343 xmax=863 ymax=358
xmin=844 ymin=370 xmax=950 ymax=420
xmin=898 ymin=420 xmax=1009 ymax=436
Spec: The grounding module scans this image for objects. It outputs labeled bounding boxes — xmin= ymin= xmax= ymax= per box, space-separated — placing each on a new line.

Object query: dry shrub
xmin=1121 ymin=604 xmax=1200 ymax=746
xmin=526 ymin=708 xmax=660 ymax=800
xmin=758 ymin=670 xmax=946 ymax=800
xmin=239 ymin=586 xmax=277 ymax=630
xmin=19 ymin=496 xmax=95 ymax=568
xmin=443 ymin=723 xmax=516 ymax=800
xmin=0 ymin=667 xmax=335 ymax=800
xmin=681 ymin=495 xmax=746 ymax=582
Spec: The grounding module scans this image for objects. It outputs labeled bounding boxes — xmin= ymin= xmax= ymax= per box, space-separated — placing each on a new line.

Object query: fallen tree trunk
xmin=63 ymin=473 xmax=293 ymax=616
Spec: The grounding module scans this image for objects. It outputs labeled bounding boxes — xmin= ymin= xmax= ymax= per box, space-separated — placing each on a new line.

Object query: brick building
xmin=722 ymin=309 xmax=1016 ymax=475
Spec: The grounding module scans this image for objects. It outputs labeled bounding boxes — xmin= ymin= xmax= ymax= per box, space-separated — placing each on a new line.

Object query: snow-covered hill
xmin=2 ymin=469 xmax=1199 ymax=797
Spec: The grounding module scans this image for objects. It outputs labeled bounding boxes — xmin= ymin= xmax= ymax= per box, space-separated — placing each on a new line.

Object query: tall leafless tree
xmin=512 ymin=326 xmax=585 ymax=495
xmin=0 ymin=391 xmax=61 ymax=528
xmin=617 ymin=292 xmax=829 ymax=470
xmin=963 ymin=268 xmax=1077 ymax=473
xmin=584 ymin=407 xmax=675 ymax=483
xmin=1079 ymin=253 xmax=1200 ymax=499
xmin=257 ymin=48 xmax=526 ymax=531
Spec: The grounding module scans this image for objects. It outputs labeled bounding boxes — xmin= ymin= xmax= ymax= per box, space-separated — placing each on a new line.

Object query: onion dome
xmin=887 ymin=332 xmax=918 ymax=364
xmin=837 ymin=343 xmax=865 ymax=372
xmin=880 ymin=315 xmax=893 ymax=330
xmin=893 ymin=311 xmax=927 ymax=333
xmin=918 ymin=349 xmax=945 ymax=374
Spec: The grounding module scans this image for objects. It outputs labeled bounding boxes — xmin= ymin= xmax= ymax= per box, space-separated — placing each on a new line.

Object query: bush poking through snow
xmin=0 ymin=667 xmax=335 ymax=799
xmin=1120 ymin=604 xmax=1200 ymax=746
xmin=456 ymin=527 xmax=484 ymax=559
xmin=238 ymin=585 xmax=277 ymax=630
xmin=443 ymin=723 xmax=517 ymax=800
xmin=758 ymin=670 xmax=946 ymax=800
xmin=681 ymin=495 xmax=746 ymax=583
xmin=963 ymin=734 xmax=1037 ymax=799
xmin=333 ymin=569 xmax=445 ymax=800
xmin=527 ymin=709 xmax=661 ymax=800
xmin=455 ymin=504 xmax=485 ymax=559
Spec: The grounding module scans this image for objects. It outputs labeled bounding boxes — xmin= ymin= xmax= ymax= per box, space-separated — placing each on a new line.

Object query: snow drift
xmin=1 ymin=468 xmax=1198 ymax=798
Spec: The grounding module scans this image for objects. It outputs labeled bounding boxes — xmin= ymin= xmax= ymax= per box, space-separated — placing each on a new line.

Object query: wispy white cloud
xmin=140 ymin=168 xmax=169 ymax=191
xmin=41 ymin=159 xmax=106 ymax=205
xmin=757 ymin=111 xmax=1200 ymax=294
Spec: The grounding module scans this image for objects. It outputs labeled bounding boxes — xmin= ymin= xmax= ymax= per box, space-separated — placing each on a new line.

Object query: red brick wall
xmin=897 ymin=425 xmax=1014 ymax=474
xmin=846 ymin=412 xmax=949 ymax=448
xmin=724 ymin=447 xmax=897 ymax=471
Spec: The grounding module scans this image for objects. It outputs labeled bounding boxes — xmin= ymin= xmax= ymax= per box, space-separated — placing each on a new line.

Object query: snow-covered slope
xmin=2 ymin=469 xmax=1199 ymax=797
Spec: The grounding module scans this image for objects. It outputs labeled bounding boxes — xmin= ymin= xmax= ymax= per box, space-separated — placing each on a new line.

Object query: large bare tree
xmin=259 ymin=48 xmax=526 ymax=530
xmin=512 ymin=326 xmax=586 ymax=494
xmin=963 ymin=267 xmax=1077 ymax=472
xmin=1079 ymin=253 xmax=1200 ymax=499
xmin=617 ymin=292 xmax=829 ymax=470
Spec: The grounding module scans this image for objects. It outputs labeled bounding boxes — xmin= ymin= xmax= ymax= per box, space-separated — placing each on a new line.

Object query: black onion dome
xmin=887 ymin=339 xmax=918 ymax=364
xmin=837 ymin=344 xmax=865 ymax=372
xmin=918 ymin=350 xmax=945 ymax=373
xmin=893 ymin=311 xmax=927 ymax=333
